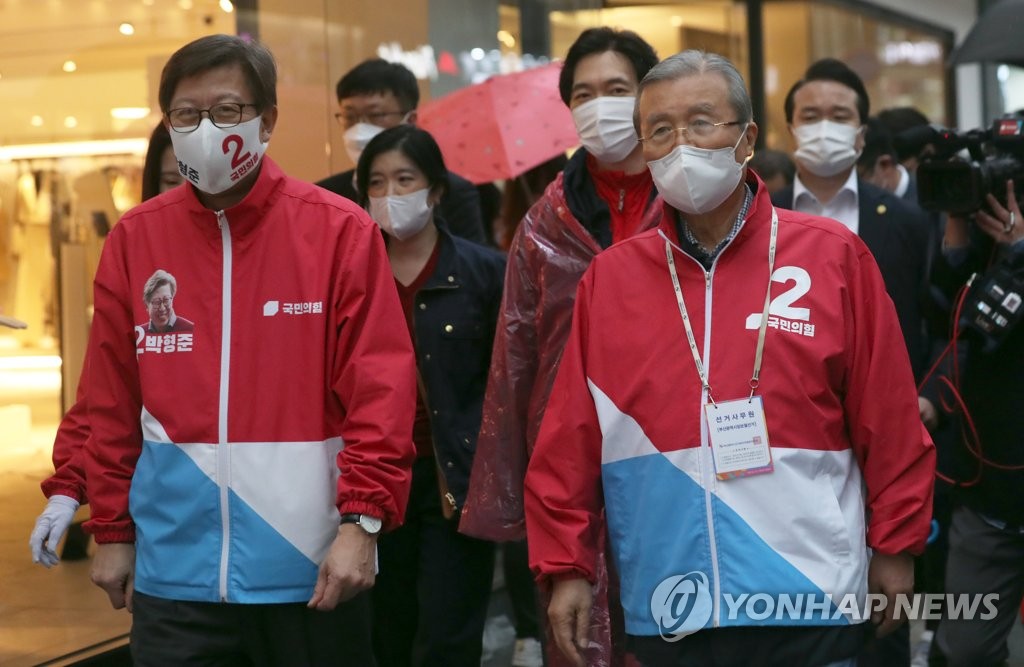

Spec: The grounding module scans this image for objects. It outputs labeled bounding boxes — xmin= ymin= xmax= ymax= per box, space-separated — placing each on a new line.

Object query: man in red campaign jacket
xmin=524 ymin=50 xmax=935 ymax=667
xmin=84 ymin=34 xmax=416 ymax=665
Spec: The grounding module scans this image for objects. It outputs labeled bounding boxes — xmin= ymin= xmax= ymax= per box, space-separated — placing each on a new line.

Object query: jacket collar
xmin=183 ymin=156 xmax=286 ymax=239
xmin=658 ymin=170 xmax=768 ymax=251
xmin=561 ymin=147 xmax=661 ymax=250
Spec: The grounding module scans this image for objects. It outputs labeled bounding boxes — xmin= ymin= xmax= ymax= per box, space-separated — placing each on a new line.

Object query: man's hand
xmin=548 ymin=577 xmax=594 ymax=667
xmin=29 ymin=495 xmax=80 ymax=567
xmin=974 ymin=180 xmax=1023 ymax=245
xmin=307 ymin=523 xmax=377 ymax=611
xmin=868 ymin=551 xmax=914 ymax=638
xmin=918 ymin=396 xmax=939 ymax=433
xmin=91 ymin=543 xmax=136 ymax=612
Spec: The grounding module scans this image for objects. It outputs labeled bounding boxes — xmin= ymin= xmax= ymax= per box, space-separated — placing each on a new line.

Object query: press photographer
xmin=926 ymin=159 xmax=1024 ymax=665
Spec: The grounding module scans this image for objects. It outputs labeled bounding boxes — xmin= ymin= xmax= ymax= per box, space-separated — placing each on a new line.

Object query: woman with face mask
xmin=355 ymin=124 xmax=506 ymax=667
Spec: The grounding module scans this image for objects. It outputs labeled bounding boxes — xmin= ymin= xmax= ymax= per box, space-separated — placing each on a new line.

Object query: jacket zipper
xmin=617 ymin=189 xmax=625 ymax=212
xmin=699 ymin=229 xmax=744 ymax=627
xmin=216 ymin=210 xmax=233 ymax=602
xmin=701 ymin=261 xmax=722 ymax=627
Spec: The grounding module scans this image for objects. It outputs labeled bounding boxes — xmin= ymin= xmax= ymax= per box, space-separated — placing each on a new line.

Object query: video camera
xmin=911 ymin=116 xmax=1024 ymax=214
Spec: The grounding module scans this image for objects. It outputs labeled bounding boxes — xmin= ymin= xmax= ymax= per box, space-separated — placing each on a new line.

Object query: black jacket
xmin=317 ymin=168 xmax=488 ymax=245
xmin=932 ymin=232 xmax=1024 ymax=523
xmin=411 ymin=224 xmax=506 ymax=509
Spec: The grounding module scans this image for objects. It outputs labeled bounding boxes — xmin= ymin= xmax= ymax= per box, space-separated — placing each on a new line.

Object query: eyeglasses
xmin=334 ymin=110 xmax=407 ymax=128
xmin=167 ymin=103 xmax=260 ymax=133
xmin=640 ymin=120 xmax=744 ymax=148
xmin=149 ymin=297 xmax=173 ymax=308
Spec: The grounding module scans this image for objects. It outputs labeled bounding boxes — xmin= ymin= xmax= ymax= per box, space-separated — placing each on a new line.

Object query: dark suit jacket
xmin=773 ymin=178 xmax=935 ymax=382
xmin=316 ymin=168 xmax=488 ymax=245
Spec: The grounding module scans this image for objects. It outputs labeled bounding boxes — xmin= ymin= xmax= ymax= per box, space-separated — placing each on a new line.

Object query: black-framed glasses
xmin=167 ymin=103 xmax=260 ymax=133
xmin=640 ymin=120 xmax=743 ymax=148
xmin=334 ymin=110 xmax=407 ymax=128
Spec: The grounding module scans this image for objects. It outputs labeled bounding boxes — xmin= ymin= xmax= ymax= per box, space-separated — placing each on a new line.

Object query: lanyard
xmin=665 ymin=207 xmax=779 ymax=404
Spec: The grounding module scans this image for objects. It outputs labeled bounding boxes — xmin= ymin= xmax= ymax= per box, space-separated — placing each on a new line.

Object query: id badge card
xmin=705 ymin=396 xmax=774 ymax=480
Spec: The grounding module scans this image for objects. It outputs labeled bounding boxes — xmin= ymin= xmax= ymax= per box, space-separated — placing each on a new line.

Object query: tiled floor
xmin=0 ymin=451 xmax=130 ymax=667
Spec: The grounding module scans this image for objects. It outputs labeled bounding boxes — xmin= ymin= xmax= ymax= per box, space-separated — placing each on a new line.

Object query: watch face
xmin=360 ymin=515 xmax=383 ymax=534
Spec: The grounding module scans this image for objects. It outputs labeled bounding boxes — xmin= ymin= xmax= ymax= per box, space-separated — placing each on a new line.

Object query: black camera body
xmin=915 ymin=116 xmax=1024 ymax=214
xmin=960 ymin=252 xmax=1024 ymax=352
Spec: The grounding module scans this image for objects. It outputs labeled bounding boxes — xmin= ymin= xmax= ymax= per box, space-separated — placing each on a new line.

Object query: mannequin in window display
xmin=0 ymin=174 xmax=14 ymax=323
xmin=10 ymin=168 xmax=68 ymax=347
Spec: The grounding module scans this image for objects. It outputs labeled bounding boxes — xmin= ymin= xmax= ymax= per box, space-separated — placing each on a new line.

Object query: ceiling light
xmin=220 ymin=0 xmax=234 ymax=12
xmin=0 ymin=138 xmax=149 ymax=161
xmin=64 ymin=116 xmax=78 ymax=128
xmin=142 ymin=0 xmax=154 ymax=5
xmin=119 ymin=22 xmax=135 ymax=36
xmin=178 ymin=0 xmax=193 ymax=8
xmin=62 ymin=60 xmax=77 ymax=73
xmin=30 ymin=116 xmax=43 ymax=127
xmin=110 ymin=107 xmax=151 ymax=120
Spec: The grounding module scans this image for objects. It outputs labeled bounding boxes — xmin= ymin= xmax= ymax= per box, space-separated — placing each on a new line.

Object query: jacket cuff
xmin=84 ymin=521 xmax=136 ymax=544
xmin=536 ymin=567 xmax=595 ymax=591
xmin=40 ymin=481 xmax=85 ymax=504
xmin=867 ymin=521 xmax=928 ymax=557
xmin=337 ymin=501 xmax=387 ymax=526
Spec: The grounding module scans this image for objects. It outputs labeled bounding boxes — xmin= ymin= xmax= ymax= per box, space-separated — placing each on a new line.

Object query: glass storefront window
xmin=547 ymin=1 xmax=748 ymax=73
xmin=763 ymin=1 xmax=951 ymax=151
xmin=0 ymin=0 xmax=235 ymax=362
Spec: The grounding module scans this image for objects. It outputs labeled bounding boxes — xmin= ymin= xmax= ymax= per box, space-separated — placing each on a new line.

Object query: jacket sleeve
xmin=458 ymin=221 xmax=540 ymax=541
xmin=83 ymin=225 xmax=143 ymax=543
xmin=524 ymin=270 xmax=603 ymax=583
xmin=844 ymin=241 xmax=936 ymax=556
xmin=40 ymin=368 xmax=90 ymax=503
xmin=331 ymin=216 xmax=417 ymax=531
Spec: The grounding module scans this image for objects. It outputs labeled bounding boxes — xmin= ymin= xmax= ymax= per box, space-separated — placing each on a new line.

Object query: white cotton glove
xmin=29 ymin=495 xmax=80 ymax=568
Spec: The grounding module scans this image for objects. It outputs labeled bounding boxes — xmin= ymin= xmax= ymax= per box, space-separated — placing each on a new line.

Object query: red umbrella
xmin=417 ymin=62 xmax=580 ymax=185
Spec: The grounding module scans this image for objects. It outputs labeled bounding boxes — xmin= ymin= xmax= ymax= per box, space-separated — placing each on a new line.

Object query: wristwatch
xmin=340 ymin=513 xmax=382 ymax=535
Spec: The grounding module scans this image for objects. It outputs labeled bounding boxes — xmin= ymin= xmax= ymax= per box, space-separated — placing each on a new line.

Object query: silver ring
xmin=1006 ymin=211 xmax=1017 ymax=234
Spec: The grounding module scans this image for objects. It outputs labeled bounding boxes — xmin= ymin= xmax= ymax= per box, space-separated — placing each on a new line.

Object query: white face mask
xmin=368 ymin=188 xmax=434 ymax=241
xmin=647 ymin=124 xmax=748 ymax=215
xmin=343 ymin=122 xmax=386 ymax=165
xmin=792 ymin=120 xmax=862 ymax=178
xmin=572 ymin=96 xmax=639 ymax=164
xmin=169 ymin=116 xmax=269 ymax=195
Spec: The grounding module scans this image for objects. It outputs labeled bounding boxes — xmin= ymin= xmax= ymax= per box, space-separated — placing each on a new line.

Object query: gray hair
xmin=634 ymin=50 xmax=753 ymax=132
xmin=143 ymin=269 xmax=177 ymax=304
